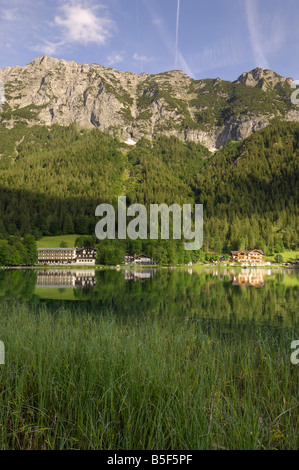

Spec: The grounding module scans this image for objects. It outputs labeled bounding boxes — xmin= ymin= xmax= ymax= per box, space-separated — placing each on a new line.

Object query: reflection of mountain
xmin=124 ymin=269 xmax=156 ymax=282
xmin=231 ymin=269 xmax=272 ymax=288
xmin=36 ymin=270 xmax=96 ymax=288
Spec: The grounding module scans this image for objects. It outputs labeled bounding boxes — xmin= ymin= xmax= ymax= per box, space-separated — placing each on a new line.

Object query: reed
xmin=0 ymin=300 xmax=298 ymax=450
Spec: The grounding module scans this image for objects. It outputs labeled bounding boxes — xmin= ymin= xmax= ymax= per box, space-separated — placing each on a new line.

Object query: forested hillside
xmin=0 ymin=120 xmax=298 ymax=262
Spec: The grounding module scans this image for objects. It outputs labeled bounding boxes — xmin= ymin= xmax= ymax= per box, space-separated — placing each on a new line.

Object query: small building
xmin=125 ymin=253 xmax=154 ymax=266
xmin=125 ymin=254 xmax=135 ymax=265
xmin=230 ymin=249 xmax=264 ymax=265
xmin=75 ymin=248 xmax=97 ymax=265
xmin=134 ymin=254 xmax=153 ymax=265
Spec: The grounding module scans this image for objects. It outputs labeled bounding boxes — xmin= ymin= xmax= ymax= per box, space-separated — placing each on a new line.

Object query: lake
xmin=0 ymin=266 xmax=298 ymax=328
xmin=0 ymin=266 xmax=298 ymax=449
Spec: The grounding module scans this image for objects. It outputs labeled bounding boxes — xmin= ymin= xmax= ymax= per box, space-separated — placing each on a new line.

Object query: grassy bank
xmin=36 ymin=235 xmax=82 ymax=248
xmin=0 ymin=301 xmax=298 ymax=450
xmin=265 ymin=251 xmax=299 ymax=264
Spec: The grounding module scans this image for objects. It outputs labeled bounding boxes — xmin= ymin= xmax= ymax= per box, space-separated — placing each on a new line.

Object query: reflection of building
xmin=232 ymin=269 xmax=271 ymax=288
xmin=36 ymin=270 xmax=96 ymax=288
xmin=231 ymin=250 xmax=264 ymax=265
xmin=38 ymin=248 xmax=97 ymax=265
xmin=124 ymin=269 xmax=155 ymax=282
xmin=125 ymin=254 xmax=154 ymax=266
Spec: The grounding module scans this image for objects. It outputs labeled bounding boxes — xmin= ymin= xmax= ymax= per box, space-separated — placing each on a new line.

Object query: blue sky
xmin=0 ymin=0 xmax=299 ymax=80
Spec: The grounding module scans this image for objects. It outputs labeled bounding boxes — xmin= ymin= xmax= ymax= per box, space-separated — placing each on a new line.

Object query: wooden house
xmin=230 ymin=250 xmax=264 ymax=265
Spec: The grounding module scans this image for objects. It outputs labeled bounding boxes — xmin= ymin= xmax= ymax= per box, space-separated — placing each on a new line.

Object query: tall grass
xmin=0 ymin=300 xmax=298 ymax=450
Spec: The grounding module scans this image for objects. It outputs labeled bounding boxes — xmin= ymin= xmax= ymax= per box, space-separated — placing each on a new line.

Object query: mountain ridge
xmin=0 ymin=55 xmax=298 ymax=151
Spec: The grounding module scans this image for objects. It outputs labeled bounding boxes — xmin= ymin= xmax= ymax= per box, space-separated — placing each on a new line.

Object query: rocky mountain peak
xmin=0 ymin=56 xmax=298 ymax=151
xmin=235 ymin=67 xmax=293 ymax=90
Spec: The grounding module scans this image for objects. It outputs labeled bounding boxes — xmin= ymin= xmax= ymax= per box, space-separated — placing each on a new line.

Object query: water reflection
xmin=204 ymin=267 xmax=297 ymax=278
xmin=123 ymin=269 xmax=156 ymax=282
xmin=36 ymin=268 xmax=158 ymax=286
xmin=36 ymin=269 xmax=97 ymax=288
xmin=192 ymin=268 xmax=273 ymax=288
xmin=187 ymin=267 xmax=296 ymax=288
xmin=231 ymin=269 xmax=271 ymax=288
xmin=0 ymin=267 xmax=298 ymax=327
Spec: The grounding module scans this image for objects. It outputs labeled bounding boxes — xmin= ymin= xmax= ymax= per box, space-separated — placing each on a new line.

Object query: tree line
xmin=0 ymin=235 xmax=37 ymax=266
xmin=0 ymin=121 xmax=298 ymax=263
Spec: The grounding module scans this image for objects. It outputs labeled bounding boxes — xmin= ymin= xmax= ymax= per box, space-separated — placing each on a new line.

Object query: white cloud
xmin=41 ymin=40 xmax=64 ymax=56
xmin=107 ymin=52 xmax=124 ymax=66
xmin=133 ymin=53 xmax=152 ymax=63
xmin=245 ymin=0 xmax=269 ymax=69
xmin=54 ymin=1 xmax=115 ymax=47
xmin=175 ymin=0 xmax=180 ymax=68
xmin=262 ymin=13 xmax=286 ymax=55
xmin=191 ymin=35 xmax=246 ymax=75
xmin=152 ymin=18 xmax=162 ymax=27
xmin=1 ymin=8 xmax=18 ymax=21
xmin=33 ymin=1 xmax=115 ymax=55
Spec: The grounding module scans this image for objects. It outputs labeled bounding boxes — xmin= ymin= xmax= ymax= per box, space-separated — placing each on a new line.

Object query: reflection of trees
xmin=0 ymin=269 xmax=298 ymax=328
xmin=0 ymin=270 xmax=37 ymax=299
xmin=73 ymin=270 xmax=299 ymax=327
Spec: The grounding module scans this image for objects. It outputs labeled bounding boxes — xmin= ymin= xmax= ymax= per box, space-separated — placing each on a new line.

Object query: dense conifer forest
xmin=0 ymin=120 xmax=298 ymax=264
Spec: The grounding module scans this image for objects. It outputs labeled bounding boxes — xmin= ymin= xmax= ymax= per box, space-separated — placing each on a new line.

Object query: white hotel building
xmin=38 ymin=247 xmax=97 ymax=266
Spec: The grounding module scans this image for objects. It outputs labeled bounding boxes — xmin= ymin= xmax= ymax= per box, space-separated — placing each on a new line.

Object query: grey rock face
xmin=0 ymin=57 xmax=298 ymax=151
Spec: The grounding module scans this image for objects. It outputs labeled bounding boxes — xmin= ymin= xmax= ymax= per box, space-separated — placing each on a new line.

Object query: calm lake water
xmin=0 ymin=267 xmax=298 ymax=328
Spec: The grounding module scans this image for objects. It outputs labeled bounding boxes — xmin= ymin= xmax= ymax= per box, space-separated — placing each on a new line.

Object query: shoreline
xmin=4 ymin=264 xmax=299 ymax=271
